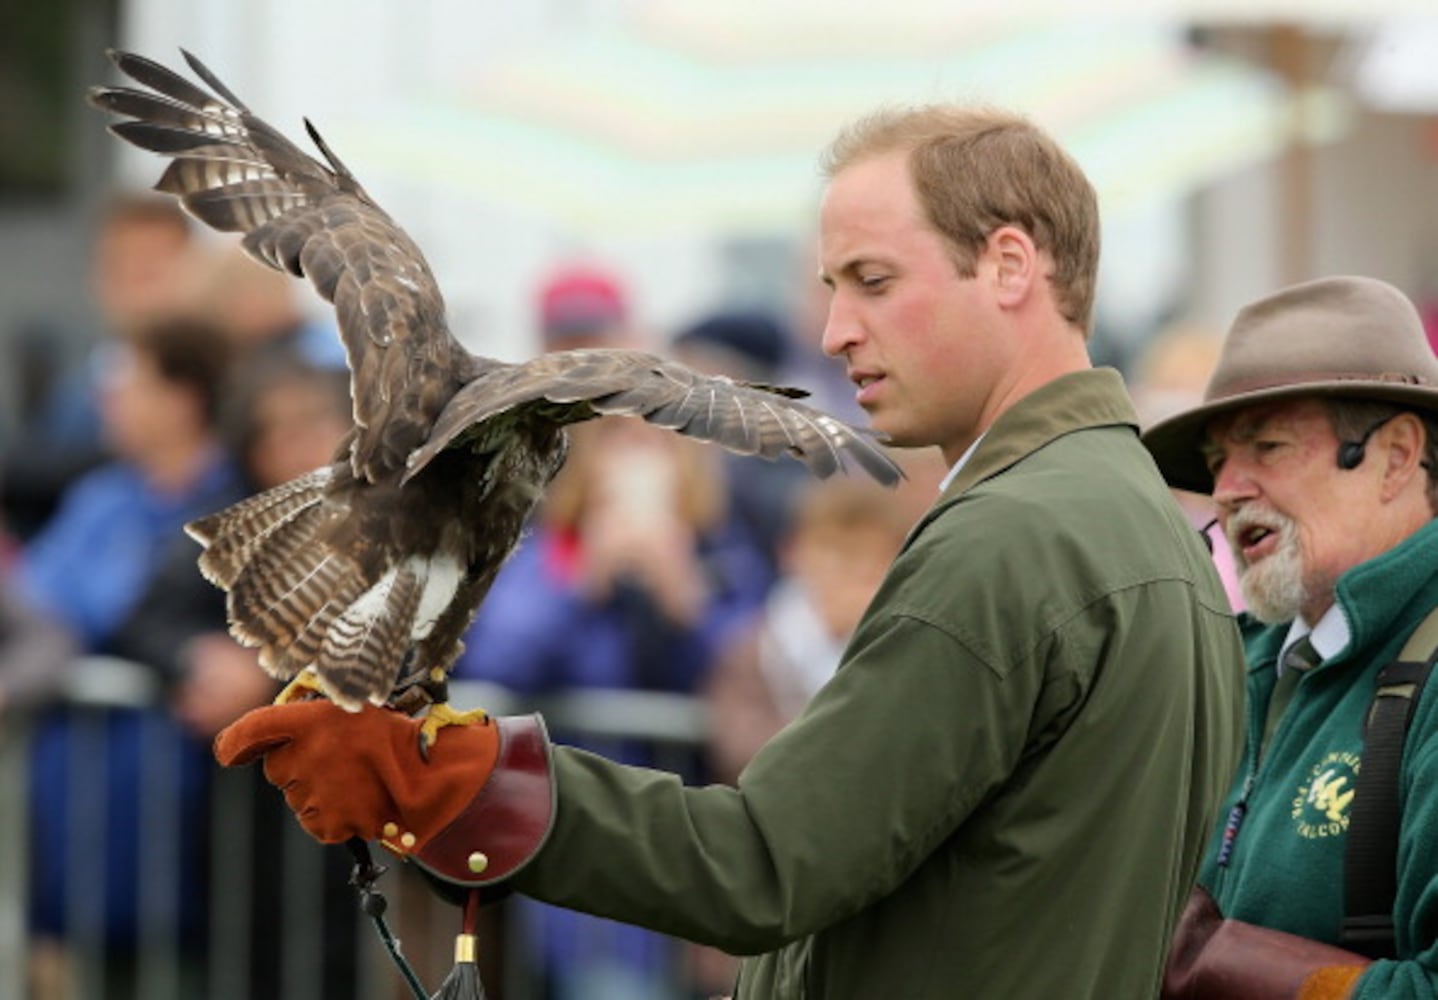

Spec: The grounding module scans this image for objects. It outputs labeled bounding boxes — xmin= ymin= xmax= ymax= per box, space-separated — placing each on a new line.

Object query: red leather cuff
xmin=1163 ymin=888 xmax=1372 ymax=1000
xmin=412 ymin=713 xmax=555 ymax=887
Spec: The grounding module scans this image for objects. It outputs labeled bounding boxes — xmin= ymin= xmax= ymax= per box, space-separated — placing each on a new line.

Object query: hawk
xmin=89 ymin=49 xmax=901 ymax=730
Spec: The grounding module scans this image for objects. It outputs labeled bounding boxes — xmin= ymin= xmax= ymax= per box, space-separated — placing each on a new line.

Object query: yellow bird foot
xmin=418 ymin=701 xmax=490 ymax=760
xmin=274 ymin=670 xmax=327 ymax=705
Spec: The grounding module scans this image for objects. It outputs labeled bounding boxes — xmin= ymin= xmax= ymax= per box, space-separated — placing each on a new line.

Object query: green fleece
xmin=1200 ymin=517 xmax=1438 ymax=997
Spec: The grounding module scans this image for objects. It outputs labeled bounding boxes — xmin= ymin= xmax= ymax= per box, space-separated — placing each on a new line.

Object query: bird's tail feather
xmin=187 ymin=468 xmax=332 ymax=589
xmin=314 ymin=567 xmax=423 ymax=710
xmin=188 ymin=468 xmax=425 ymax=708
xmin=223 ymin=501 xmax=349 ymax=654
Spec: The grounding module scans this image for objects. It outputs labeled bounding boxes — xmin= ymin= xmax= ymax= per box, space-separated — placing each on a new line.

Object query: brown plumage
xmin=89 ymin=48 xmax=902 ymax=712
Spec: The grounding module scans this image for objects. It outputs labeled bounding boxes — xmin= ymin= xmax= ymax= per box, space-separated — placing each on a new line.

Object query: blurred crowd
xmin=0 ymin=188 xmax=1240 ymax=999
xmin=0 ymin=190 xmax=940 ymax=1000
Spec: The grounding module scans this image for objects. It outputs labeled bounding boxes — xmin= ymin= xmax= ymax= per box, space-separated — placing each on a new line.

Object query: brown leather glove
xmin=214 ymin=700 xmax=555 ymax=887
xmin=1162 ymin=887 xmax=1372 ymax=1000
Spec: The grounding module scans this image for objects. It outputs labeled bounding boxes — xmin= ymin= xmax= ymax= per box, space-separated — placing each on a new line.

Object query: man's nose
xmin=820 ymin=296 xmax=860 ymax=358
xmin=1211 ymin=458 xmax=1257 ymax=511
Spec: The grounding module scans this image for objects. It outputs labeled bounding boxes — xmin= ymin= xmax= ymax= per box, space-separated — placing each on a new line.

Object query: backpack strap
xmin=1341 ymin=606 xmax=1438 ymax=958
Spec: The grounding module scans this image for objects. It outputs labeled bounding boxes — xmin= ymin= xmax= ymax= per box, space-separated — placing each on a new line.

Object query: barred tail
xmin=185 ymin=466 xmax=431 ymax=709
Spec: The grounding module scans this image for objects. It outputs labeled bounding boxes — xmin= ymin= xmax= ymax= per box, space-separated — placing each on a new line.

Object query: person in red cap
xmin=1145 ymin=275 xmax=1438 ymax=999
xmin=534 ymin=264 xmax=634 ymax=351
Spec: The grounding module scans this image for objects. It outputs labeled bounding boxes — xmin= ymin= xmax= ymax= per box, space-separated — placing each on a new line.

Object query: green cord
xmin=363 ymin=905 xmax=430 ymax=1000
xmin=347 ymin=838 xmax=430 ymax=1000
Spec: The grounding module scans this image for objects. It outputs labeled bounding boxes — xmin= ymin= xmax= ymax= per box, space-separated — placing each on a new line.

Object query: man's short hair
xmin=820 ymin=105 xmax=1100 ymax=334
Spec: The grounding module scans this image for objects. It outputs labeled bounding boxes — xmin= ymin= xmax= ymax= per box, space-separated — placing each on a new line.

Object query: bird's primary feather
xmin=93 ymin=48 xmax=903 ymax=711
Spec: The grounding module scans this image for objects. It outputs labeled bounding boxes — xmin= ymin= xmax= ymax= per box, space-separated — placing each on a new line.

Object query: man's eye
xmin=860 ymin=275 xmax=889 ymax=291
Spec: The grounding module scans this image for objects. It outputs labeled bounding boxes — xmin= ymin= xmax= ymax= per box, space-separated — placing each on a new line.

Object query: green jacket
xmin=515 ymin=369 xmax=1245 ymax=998
xmin=1199 ymin=517 xmax=1438 ymax=998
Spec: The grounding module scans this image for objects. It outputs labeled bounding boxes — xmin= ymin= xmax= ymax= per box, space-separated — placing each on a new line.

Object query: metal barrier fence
xmin=0 ymin=661 xmax=716 ymax=1000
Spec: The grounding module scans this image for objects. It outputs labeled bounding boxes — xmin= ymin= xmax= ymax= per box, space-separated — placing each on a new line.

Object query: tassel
xmin=432 ymin=888 xmax=487 ymax=999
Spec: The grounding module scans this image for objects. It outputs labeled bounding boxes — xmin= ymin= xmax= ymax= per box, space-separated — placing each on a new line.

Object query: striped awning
xmin=322 ymin=13 xmax=1350 ymax=236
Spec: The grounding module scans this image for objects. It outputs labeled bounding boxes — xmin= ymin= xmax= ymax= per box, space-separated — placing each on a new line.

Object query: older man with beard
xmin=1144 ymin=275 xmax=1438 ymax=1000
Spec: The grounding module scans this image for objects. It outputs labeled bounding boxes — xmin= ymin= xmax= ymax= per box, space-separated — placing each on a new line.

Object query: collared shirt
xmin=1277 ymin=604 xmax=1352 ymax=676
xmin=938 ymin=434 xmax=985 ymax=494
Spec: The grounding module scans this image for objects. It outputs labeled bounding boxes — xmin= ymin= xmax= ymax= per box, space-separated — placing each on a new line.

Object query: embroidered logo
xmin=1291 ymin=751 xmax=1360 ymax=838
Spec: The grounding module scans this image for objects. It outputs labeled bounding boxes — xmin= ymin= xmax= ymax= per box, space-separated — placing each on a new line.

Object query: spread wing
xmin=88 ymin=48 xmax=466 ymax=483
xmin=405 ymin=348 xmax=902 ymax=486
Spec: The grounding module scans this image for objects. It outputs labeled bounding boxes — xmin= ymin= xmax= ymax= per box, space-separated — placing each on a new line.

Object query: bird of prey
xmin=88 ymin=49 xmax=901 ymax=733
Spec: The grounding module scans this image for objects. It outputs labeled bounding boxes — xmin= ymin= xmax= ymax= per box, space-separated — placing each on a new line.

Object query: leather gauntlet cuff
xmin=412 ymin=713 xmax=556 ymax=887
xmin=1163 ymin=887 xmax=1372 ymax=1000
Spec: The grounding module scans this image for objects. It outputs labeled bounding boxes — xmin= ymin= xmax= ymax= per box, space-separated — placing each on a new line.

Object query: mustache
xmin=1225 ymin=506 xmax=1291 ymax=548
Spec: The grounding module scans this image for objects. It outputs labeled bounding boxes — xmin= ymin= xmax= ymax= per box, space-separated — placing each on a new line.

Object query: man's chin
xmin=1239 ymin=570 xmax=1305 ymax=624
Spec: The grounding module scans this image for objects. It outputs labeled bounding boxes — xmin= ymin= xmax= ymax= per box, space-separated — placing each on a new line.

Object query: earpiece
xmin=1336 ymin=414 xmax=1399 ymax=471
xmin=1336 ymin=440 xmax=1367 ymax=471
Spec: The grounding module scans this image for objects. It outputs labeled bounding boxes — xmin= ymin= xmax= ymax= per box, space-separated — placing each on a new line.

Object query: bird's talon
xmin=275 ymin=671 xmax=326 ymax=705
xmin=417 ymin=702 xmax=489 ymax=761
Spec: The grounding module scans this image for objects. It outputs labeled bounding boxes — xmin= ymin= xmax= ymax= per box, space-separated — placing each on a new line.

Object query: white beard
xmin=1231 ymin=511 xmax=1307 ymax=625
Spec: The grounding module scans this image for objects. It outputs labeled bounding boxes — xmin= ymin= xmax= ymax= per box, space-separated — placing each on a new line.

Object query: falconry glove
xmin=1162 ymin=887 xmax=1371 ymax=1000
xmin=214 ymin=700 xmax=555 ymax=888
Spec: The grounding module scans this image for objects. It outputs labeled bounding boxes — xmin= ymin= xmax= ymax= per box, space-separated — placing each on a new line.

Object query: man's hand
xmin=214 ymin=699 xmax=554 ymax=887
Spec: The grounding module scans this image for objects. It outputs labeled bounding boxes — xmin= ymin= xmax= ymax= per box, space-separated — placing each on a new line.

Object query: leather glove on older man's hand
xmin=214 ymin=700 xmax=555 ymax=887
xmin=1162 ymin=887 xmax=1372 ymax=1000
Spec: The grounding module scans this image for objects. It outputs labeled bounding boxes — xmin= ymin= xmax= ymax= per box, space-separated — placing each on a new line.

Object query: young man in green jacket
xmin=1145 ymin=275 xmax=1438 ymax=999
xmin=216 ymin=105 xmax=1245 ymax=998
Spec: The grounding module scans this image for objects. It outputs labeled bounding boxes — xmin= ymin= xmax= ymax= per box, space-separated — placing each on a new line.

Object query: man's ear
xmin=986 ymin=225 xmax=1038 ymax=308
xmin=1379 ymin=411 xmax=1427 ymax=502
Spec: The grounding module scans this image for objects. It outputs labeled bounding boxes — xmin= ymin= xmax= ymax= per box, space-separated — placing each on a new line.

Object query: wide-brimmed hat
xmin=1142 ymin=275 xmax=1438 ymax=494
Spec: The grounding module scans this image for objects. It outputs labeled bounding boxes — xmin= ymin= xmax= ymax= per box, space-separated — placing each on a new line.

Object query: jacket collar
xmin=940 ymin=368 xmax=1139 ymax=500
xmin=1333 ymin=516 xmax=1438 ymax=660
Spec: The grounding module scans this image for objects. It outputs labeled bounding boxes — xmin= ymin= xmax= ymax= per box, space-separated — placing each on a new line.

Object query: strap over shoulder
xmin=1342 ymin=605 xmax=1438 ymax=957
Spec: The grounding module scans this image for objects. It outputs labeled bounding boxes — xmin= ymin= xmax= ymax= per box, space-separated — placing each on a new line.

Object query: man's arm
xmin=216 ymin=611 xmax=1034 ymax=954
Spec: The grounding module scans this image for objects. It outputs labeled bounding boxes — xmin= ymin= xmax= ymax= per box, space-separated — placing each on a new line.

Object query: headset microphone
xmin=1336 ymin=440 xmax=1366 ymax=471
xmin=1336 ymin=415 xmax=1397 ymax=471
